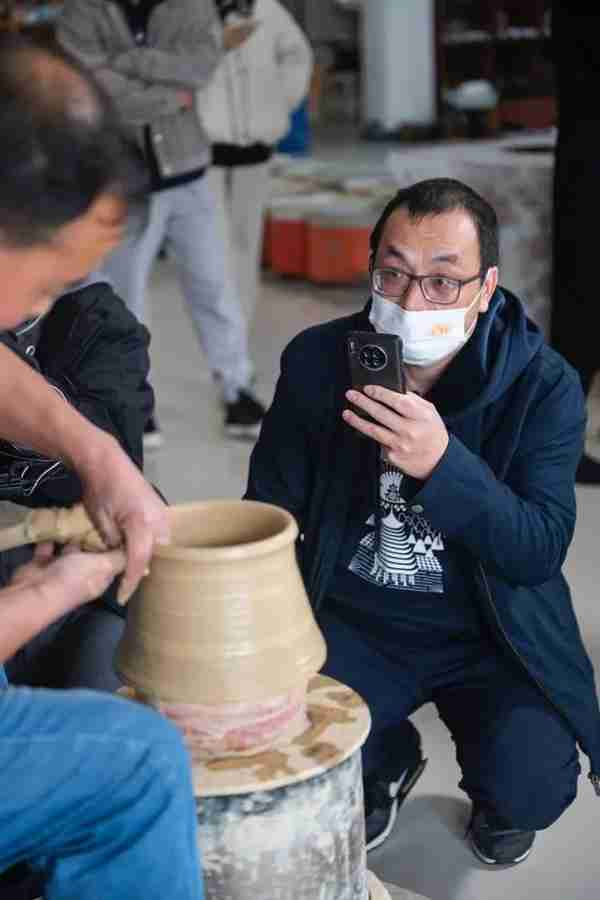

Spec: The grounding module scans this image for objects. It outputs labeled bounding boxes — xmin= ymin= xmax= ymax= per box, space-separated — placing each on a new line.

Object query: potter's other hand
xmin=9 ymin=541 xmax=127 ymax=614
xmin=343 ymin=386 xmax=449 ymax=480
xmin=77 ymin=435 xmax=170 ymax=603
xmin=223 ymin=20 xmax=259 ymax=51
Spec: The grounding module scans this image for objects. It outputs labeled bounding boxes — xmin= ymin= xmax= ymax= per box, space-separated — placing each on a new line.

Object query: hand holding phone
xmin=346 ymin=331 xmax=406 ymax=422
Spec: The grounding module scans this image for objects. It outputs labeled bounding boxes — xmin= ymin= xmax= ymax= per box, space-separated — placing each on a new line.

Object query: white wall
xmin=362 ymin=0 xmax=436 ymax=130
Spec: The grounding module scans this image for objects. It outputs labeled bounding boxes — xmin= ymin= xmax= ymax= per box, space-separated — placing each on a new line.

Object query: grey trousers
xmin=206 ymin=162 xmax=270 ymax=325
xmin=103 ymin=175 xmax=253 ymax=402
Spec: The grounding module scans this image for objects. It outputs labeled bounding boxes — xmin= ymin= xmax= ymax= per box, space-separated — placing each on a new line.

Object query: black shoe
xmin=576 ymin=452 xmax=600 ymax=485
xmin=143 ymin=416 xmax=164 ymax=451
xmin=468 ymin=806 xmax=535 ymax=866
xmin=364 ymin=747 xmax=428 ymax=852
xmin=0 ymin=861 xmax=44 ymax=899
xmin=224 ymin=389 xmax=265 ymax=440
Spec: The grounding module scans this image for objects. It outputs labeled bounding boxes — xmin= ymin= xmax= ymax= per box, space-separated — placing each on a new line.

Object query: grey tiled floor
xmin=144 ymin=254 xmax=600 ymax=900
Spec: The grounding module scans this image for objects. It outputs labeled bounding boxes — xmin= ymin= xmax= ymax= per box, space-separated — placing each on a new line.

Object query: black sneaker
xmin=143 ymin=416 xmax=164 ymax=451
xmin=0 ymin=861 xmax=44 ymax=899
xmin=576 ymin=452 xmax=600 ymax=485
xmin=364 ymin=746 xmax=428 ymax=852
xmin=468 ymin=806 xmax=535 ymax=866
xmin=224 ymin=389 xmax=265 ymax=440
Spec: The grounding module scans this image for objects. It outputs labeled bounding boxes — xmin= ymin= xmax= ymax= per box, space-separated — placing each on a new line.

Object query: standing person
xmin=58 ymin=0 xmax=267 ymax=446
xmin=199 ymin=0 xmax=312 ymax=324
xmin=245 ymin=178 xmax=600 ymax=866
xmin=0 ymin=37 xmax=203 ymax=900
xmin=551 ymin=4 xmax=600 ymax=484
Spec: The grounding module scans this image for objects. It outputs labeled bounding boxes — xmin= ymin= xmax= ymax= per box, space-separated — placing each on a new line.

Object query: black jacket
xmin=246 ymin=288 xmax=600 ymax=792
xmin=0 ymin=280 xmax=152 ymax=607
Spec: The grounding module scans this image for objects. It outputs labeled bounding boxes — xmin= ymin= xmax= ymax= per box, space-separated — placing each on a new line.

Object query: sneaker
xmin=0 ymin=861 xmax=44 ymax=899
xmin=364 ymin=752 xmax=428 ymax=852
xmin=143 ymin=416 xmax=164 ymax=451
xmin=224 ymin=389 xmax=266 ymax=440
xmin=468 ymin=806 xmax=535 ymax=866
xmin=576 ymin=452 xmax=600 ymax=485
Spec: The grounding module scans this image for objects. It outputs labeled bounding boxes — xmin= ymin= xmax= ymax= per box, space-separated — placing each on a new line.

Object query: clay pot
xmin=115 ymin=500 xmax=326 ymax=714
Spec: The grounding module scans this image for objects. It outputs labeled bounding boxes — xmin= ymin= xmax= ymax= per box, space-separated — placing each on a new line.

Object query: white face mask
xmin=369 ymin=284 xmax=485 ymax=367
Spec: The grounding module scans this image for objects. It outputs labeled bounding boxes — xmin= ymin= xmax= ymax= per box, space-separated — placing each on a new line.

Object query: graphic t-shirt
xmin=329 ymin=460 xmax=486 ymax=648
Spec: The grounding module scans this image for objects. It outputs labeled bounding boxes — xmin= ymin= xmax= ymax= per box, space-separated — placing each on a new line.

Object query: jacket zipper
xmin=477 ymin=561 xmax=600 ymax=795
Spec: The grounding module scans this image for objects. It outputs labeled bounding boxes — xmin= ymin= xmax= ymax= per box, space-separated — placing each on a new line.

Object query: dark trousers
xmin=1 ymin=544 xmax=124 ymax=692
xmin=319 ymin=608 xmax=580 ymax=831
xmin=5 ymin=604 xmax=124 ymax=692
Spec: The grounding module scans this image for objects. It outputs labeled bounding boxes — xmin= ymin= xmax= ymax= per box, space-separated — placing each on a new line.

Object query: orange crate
xmin=266 ymin=193 xmax=340 ymax=278
xmin=306 ymin=204 xmax=376 ymax=284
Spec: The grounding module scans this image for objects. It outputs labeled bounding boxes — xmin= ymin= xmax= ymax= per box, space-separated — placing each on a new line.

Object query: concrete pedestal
xmin=192 ymin=675 xmax=371 ymax=899
xmin=121 ymin=677 xmax=432 ymax=900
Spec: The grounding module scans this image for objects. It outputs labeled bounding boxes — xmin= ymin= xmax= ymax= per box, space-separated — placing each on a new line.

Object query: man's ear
xmin=479 ymin=266 xmax=498 ymax=313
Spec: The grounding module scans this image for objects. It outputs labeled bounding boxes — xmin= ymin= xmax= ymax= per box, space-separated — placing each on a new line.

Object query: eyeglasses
xmin=372 ymin=266 xmax=484 ymax=306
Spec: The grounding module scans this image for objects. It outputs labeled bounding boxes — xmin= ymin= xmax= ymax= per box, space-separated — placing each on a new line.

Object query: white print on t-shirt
xmin=348 ymin=465 xmax=445 ymax=593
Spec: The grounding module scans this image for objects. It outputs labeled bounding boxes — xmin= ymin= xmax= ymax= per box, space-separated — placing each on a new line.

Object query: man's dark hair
xmin=0 ymin=35 xmax=146 ymax=248
xmin=370 ymin=178 xmax=499 ymax=273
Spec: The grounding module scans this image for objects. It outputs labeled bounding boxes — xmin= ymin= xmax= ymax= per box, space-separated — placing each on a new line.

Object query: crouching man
xmin=245 ymin=177 xmax=600 ymax=866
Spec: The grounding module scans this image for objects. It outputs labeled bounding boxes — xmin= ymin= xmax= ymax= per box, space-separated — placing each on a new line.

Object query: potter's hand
xmin=8 ymin=541 xmax=126 ymax=614
xmin=77 ymin=435 xmax=170 ymax=603
xmin=343 ymin=386 xmax=449 ymax=480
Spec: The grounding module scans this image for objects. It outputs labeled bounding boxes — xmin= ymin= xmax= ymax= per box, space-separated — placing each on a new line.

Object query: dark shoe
xmin=468 ymin=806 xmax=535 ymax=866
xmin=224 ymin=389 xmax=265 ymax=440
xmin=143 ymin=416 xmax=164 ymax=451
xmin=576 ymin=453 xmax=600 ymax=485
xmin=364 ymin=750 xmax=428 ymax=852
xmin=0 ymin=861 xmax=44 ymax=899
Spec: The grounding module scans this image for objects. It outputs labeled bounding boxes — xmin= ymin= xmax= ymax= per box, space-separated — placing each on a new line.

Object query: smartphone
xmin=346 ymin=330 xmax=406 ymax=421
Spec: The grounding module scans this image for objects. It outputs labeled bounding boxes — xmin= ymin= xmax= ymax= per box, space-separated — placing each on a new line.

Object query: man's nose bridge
xmin=402 ymin=276 xmax=426 ymax=310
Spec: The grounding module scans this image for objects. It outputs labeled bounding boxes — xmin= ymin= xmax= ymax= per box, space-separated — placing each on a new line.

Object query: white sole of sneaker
xmin=366 ymin=796 xmax=399 ymax=852
xmin=224 ymin=424 xmax=262 ymax=440
xmin=469 ymin=833 xmax=534 ymax=866
xmin=366 ymin=759 xmax=428 ymax=853
xmin=143 ymin=433 xmax=165 ymax=451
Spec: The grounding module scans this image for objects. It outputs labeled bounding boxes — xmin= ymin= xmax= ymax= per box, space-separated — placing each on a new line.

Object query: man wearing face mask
xmin=245 ymin=178 xmax=600 ymax=867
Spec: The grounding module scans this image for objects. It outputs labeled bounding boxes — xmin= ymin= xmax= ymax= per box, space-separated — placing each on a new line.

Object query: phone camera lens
xmin=359 ymin=345 xmax=387 ymax=372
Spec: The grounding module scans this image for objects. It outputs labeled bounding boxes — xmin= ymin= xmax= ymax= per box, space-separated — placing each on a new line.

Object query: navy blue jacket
xmin=246 ymin=288 xmax=600 ymax=790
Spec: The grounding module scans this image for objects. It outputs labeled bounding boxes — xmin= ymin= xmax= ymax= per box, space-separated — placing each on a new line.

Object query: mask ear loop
xmin=462 ymin=269 xmax=490 ymax=336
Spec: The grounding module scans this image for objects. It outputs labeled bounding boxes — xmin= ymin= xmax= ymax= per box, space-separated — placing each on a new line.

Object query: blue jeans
xmin=0 ymin=683 xmax=203 ymax=900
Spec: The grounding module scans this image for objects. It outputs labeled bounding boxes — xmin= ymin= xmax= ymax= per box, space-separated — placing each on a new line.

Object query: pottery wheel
xmin=189 ymin=674 xmax=370 ymax=797
xmin=120 ymin=675 xmax=371 ymax=797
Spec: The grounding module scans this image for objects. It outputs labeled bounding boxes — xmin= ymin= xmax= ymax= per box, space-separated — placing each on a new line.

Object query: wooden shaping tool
xmin=0 ymin=504 xmax=108 ymax=553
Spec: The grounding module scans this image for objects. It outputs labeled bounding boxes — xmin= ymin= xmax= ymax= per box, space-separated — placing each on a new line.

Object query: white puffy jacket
xmin=197 ymin=0 xmax=313 ymax=147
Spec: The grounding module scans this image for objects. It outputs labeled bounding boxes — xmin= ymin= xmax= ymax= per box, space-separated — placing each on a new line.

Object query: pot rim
xmin=155 ymin=500 xmax=299 ymax=562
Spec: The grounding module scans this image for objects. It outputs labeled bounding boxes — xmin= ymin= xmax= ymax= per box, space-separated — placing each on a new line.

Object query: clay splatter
xmin=302 ymin=742 xmax=341 ymax=765
xmin=293 ymin=703 xmax=356 ymax=747
xmin=327 ymin=690 xmax=364 ymax=709
xmin=204 ymin=749 xmax=295 ymax=781
xmin=308 ymin=674 xmax=332 ymax=692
